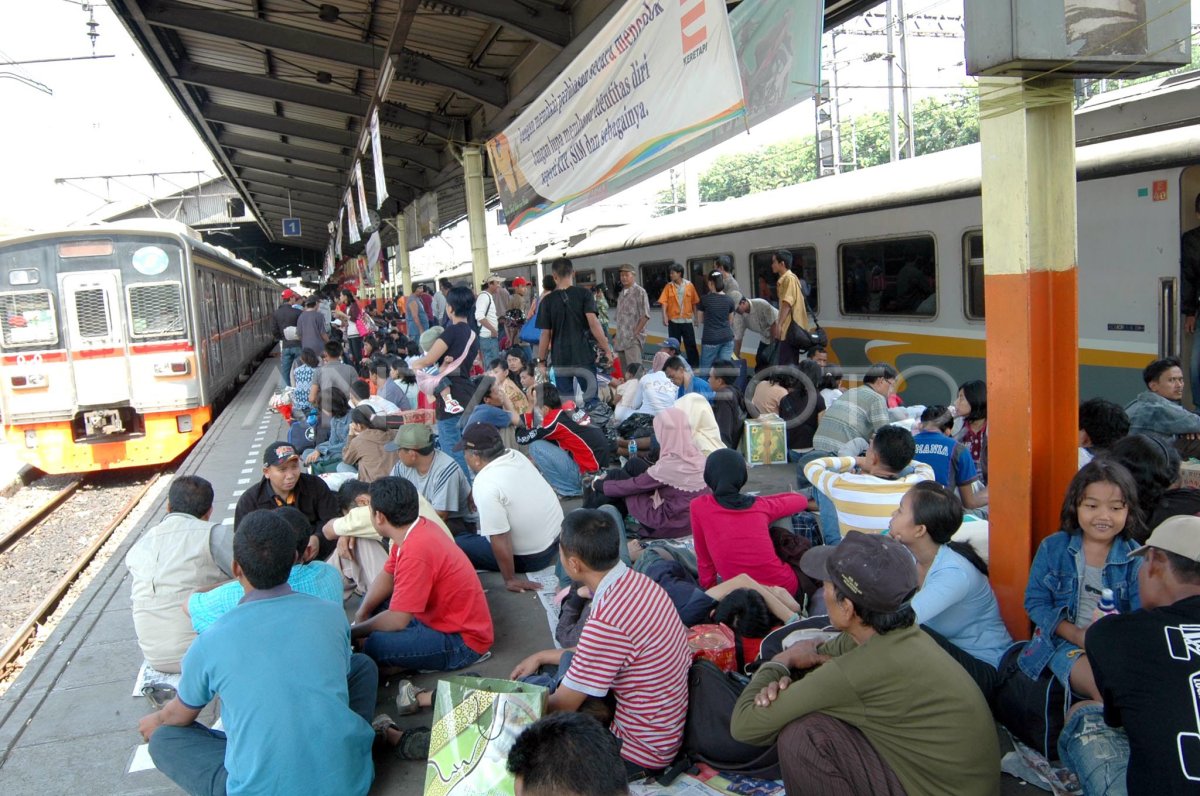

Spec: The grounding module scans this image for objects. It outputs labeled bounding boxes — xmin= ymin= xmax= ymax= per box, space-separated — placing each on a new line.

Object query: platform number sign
xmin=282 ymin=218 xmax=302 ymax=237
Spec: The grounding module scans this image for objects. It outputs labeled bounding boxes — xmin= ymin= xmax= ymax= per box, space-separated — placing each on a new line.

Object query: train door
xmin=59 ymin=271 xmax=132 ymax=406
xmin=1181 ymin=166 xmax=1200 ymax=407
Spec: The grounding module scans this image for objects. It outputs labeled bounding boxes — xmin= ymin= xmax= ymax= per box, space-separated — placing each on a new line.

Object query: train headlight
xmin=24 ymin=430 xmax=36 ymax=448
xmin=153 ymin=361 xmax=190 ymax=376
xmin=176 ymin=414 xmax=194 ymax=433
xmin=10 ymin=373 xmax=46 ymax=389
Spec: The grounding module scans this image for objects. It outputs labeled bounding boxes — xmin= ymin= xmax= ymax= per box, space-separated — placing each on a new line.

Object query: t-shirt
xmin=775 ymin=269 xmax=811 ymax=331
xmin=1088 ymin=595 xmax=1200 ymax=796
xmin=385 ymin=518 xmax=493 ymax=654
xmin=562 ymin=563 xmax=691 ymax=769
xmin=804 ymin=456 xmax=935 ymax=534
xmin=913 ymin=545 xmax=1013 ymax=667
xmin=177 ymin=590 xmax=374 ymax=795
xmin=912 ymin=430 xmax=980 ymax=488
xmin=389 ymin=450 xmax=470 ymax=520
xmin=537 ymin=286 xmax=597 ymax=369
xmin=731 ymin=625 xmax=1000 ymax=796
xmin=698 ymin=292 xmax=735 ymax=344
xmin=636 ymin=372 xmax=678 ymax=415
xmin=296 ymin=310 xmax=329 ymax=354
xmin=435 ymin=322 xmax=480 ymax=421
xmin=751 ymin=382 xmax=788 ymax=416
xmin=187 ymin=562 xmax=343 ymax=633
xmin=812 ymin=386 xmax=892 ymax=454
xmin=1075 ymin=565 xmax=1105 ymax=629
xmin=472 ymin=450 xmax=563 ymax=555
xmin=691 ymin=493 xmax=807 ymax=595
xmin=475 ymin=291 xmax=499 ymax=338
xmin=317 ymin=362 xmax=359 ymax=400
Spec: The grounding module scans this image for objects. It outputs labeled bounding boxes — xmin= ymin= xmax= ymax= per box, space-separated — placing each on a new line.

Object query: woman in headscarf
xmin=589 ymin=407 xmax=710 ymax=540
xmin=691 ymin=448 xmax=809 ymax=598
xmin=675 ymin=393 xmax=725 ymax=455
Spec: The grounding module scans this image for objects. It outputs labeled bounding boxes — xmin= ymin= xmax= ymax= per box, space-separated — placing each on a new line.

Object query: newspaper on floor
xmin=132 ymin=660 xmax=182 ymax=697
xmin=523 ymin=565 xmax=562 ymax=648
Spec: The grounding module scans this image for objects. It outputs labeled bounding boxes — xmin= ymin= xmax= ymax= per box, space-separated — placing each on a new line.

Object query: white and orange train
xmin=0 ymin=220 xmax=278 ymax=473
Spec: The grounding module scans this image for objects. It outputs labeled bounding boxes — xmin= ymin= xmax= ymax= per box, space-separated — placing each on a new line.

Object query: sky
xmin=2 ymin=0 xmax=1198 ymax=246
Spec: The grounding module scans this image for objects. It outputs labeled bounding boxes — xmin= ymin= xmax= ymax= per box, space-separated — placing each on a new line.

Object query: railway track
xmin=0 ymin=471 xmax=163 ymax=679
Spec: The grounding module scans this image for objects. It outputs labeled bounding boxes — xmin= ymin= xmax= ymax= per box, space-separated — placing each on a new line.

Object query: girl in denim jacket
xmin=1020 ymin=459 xmax=1143 ymax=700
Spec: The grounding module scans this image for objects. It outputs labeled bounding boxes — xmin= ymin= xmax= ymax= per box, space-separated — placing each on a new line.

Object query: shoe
xmin=372 ymin=715 xmax=431 ymax=761
xmin=395 ymin=680 xmax=423 ymax=716
xmin=444 ymin=398 xmax=464 ymax=414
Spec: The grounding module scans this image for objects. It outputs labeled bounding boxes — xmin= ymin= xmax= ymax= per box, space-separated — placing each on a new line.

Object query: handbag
xmin=424 ymin=676 xmax=547 ymax=796
xmin=785 ymin=312 xmax=827 ymax=351
xmin=415 ymin=330 xmax=477 ymax=396
xmin=519 ymin=296 xmax=541 ymax=345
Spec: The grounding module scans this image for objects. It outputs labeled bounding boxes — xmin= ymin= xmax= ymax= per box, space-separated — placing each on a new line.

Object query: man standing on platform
xmin=296 ymin=296 xmax=329 ymax=365
xmin=476 ymin=275 xmax=505 ymax=367
xmin=613 ymin=264 xmax=650 ymax=373
xmin=768 ymin=250 xmax=813 ymax=368
xmin=272 ymin=290 xmax=302 ymax=388
xmin=236 ymin=442 xmax=340 ymax=559
xmin=657 ymin=264 xmax=700 ymax=368
xmin=536 ymin=258 xmax=614 ymax=406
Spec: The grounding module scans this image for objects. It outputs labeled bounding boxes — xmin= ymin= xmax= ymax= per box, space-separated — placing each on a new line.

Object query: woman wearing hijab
xmin=692 ymin=449 xmax=809 ymax=597
xmin=675 ymin=393 xmax=725 ymax=455
xmin=591 ymin=408 xmax=710 ymax=540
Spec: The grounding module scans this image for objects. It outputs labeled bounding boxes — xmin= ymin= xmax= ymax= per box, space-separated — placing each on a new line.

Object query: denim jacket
xmin=1019 ymin=530 xmax=1141 ymax=680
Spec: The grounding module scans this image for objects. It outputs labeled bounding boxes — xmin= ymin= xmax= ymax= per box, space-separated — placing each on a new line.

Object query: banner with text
xmin=486 ymin=0 xmax=745 ymax=231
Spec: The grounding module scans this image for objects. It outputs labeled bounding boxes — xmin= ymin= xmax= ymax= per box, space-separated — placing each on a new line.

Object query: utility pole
xmin=886 ymin=0 xmax=899 ymax=162
xmin=898 ymin=0 xmax=915 ymax=158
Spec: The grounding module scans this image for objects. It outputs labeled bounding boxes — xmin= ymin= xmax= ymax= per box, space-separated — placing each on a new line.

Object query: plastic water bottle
xmin=1094 ymin=588 xmax=1118 ymax=622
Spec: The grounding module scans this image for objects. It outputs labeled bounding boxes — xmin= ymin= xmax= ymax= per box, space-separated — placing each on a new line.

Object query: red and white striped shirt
xmin=562 ymin=563 xmax=691 ymax=769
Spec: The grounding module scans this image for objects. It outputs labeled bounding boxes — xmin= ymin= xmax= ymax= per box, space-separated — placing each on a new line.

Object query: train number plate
xmin=83 ymin=410 xmax=125 ymax=436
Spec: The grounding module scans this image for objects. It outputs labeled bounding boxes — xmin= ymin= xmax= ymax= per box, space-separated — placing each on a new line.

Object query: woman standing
xmin=336 ymin=289 xmax=365 ymax=364
xmin=697 ymin=271 xmax=736 ymax=376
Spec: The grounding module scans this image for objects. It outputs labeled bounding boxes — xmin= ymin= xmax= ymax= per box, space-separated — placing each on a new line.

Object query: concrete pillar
xmin=979 ymin=76 xmax=1080 ymax=638
xmin=395 ymin=213 xmax=412 ymax=297
xmin=463 ymin=145 xmax=490 ymax=287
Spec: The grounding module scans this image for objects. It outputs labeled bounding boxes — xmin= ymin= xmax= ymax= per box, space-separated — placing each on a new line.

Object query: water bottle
xmin=1094 ymin=588 xmax=1118 ymax=622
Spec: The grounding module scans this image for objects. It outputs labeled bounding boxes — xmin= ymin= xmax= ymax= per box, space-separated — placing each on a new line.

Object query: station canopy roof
xmin=111 ymin=0 xmax=882 ymax=253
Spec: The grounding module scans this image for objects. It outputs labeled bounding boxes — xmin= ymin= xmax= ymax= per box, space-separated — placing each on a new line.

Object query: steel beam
xmin=219 ymin=132 xmax=353 ymax=170
xmin=438 ymin=0 xmax=571 ymax=48
xmin=390 ymin=49 xmax=507 ymax=108
xmin=230 ymin=153 xmax=344 ymax=183
xmin=176 ymin=60 xmax=369 ymax=116
xmin=235 ymin=168 xmax=343 ymax=197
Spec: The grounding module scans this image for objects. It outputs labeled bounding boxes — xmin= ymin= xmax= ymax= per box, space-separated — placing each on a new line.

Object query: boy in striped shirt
xmin=509 ymin=509 xmax=691 ymax=780
xmin=805 ymin=425 xmax=934 ymax=541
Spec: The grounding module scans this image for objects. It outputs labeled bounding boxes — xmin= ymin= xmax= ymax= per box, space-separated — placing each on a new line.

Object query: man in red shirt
xmin=351 ymin=477 xmax=493 ymax=674
xmin=509 ymin=509 xmax=691 ymax=780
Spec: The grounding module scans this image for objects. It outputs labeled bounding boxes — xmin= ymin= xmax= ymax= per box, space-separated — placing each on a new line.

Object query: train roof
xmin=0 ymin=219 xmax=277 ymax=284
xmin=567 ymin=123 xmax=1200 ymax=258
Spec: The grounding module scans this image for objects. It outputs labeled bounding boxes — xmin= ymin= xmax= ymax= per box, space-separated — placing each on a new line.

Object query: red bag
xmin=687 ymin=624 xmax=737 ymax=673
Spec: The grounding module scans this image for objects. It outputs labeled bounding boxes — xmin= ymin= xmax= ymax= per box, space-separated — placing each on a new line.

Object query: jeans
xmin=699 ymin=340 xmax=734 ymax=375
xmin=362 ymin=617 xmax=485 ymax=672
xmin=479 ymin=335 xmax=501 ymax=369
xmin=437 ymin=416 xmax=470 ymax=477
xmin=596 ymin=504 xmax=634 ymax=566
xmin=1058 ymin=704 xmax=1129 ymax=796
xmin=455 ymin=534 xmax=559 ymax=574
xmin=520 ymin=650 xmax=575 ymax=690
xmin=529 ymin=440 xmax=583 ymax=497
xmin=280 ymin=345 xmax=300 ymax=388
xmin=149 ymin=653 xmax=378 ymax=796
xmin=668 ymin=321 xmax=699 ymax=367
xmin=816 ymin=489 xmax=842 ymax=545
xmin=554 ymin=366 xmax=598 ymax=407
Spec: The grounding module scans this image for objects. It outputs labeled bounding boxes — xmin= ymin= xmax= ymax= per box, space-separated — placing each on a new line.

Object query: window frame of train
xmin=126 ymin=281 xmax=188 ymax=339
xmin=686 ymin=253 xmax=735 ymax=298
xmin=749 ymin=247 xmax=819 ymax=314
xmin=962 ymin=230 xmax=985 ymax=320
xmin=640 ymin=260 xmax=675 ymax=307
xmin=837 ymin=233 xmax=938 ymax=318
xmin=574 ymin=269 xmax=596 ymax=287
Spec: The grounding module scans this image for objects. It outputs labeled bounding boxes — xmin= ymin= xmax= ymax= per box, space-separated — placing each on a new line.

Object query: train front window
xmin=128 ymin=283 xmax=186 ymax=338
xmin=963 ymin=232 xmax=985 ymax=320
xmin=74 ymin=289 xmax=112 ymax=338
xmin=838 ymin=235 xmax=937 ymax=317
xmin=0 ymin=291 xmax=57 ymax=348
xmin=750 ymin=248 xmax=818 ymax=313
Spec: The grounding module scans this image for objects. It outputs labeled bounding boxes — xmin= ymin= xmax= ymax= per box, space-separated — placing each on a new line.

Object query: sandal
xmin=371 ymin=714 xmax=432 ymax=761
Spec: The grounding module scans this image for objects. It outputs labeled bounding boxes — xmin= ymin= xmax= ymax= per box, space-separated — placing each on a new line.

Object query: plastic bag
xmin=424 ymin=676 xmax=548 ymax=796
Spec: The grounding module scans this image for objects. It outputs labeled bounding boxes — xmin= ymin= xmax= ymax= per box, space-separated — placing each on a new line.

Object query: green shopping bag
xmin=423 ymin=676 xmax=548 ymax=796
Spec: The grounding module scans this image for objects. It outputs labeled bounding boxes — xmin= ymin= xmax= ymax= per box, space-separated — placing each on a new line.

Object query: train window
xmin=686 ymin=254 xmax=734 ymax=297
xmin=602 ymin=267 xmax=624 ymax=299
xmin=0 ymin=291 xmax=57 ymax=347
xmin=75 ymin=289 xmax=111 ymax=338
xmin=575 ymin=270 xmax=596 ymax=286
xmin=750 ymin=248 xmax=818 ymax=313
xmin=640 ymin=261 xmax=674 ymax=307
xmin=838 ymin=235 xmax=936 ymax=317
xmin=128 ymin=283 xmax=185 ymax=338
xmin=963 ymin=231 xmax=985 ymax=320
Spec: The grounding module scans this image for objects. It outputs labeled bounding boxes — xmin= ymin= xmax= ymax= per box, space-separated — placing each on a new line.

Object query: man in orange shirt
xmin=657 ymin=263 xmax=700 ymax=367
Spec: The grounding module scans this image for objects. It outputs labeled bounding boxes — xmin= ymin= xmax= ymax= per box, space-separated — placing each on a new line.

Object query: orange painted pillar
xmin=979 ymin=77 xmax=1080 ymax=638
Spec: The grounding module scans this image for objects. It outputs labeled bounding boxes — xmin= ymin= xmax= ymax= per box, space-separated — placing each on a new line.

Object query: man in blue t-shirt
xmin=911 ymin=406 xmax=988 ymax=510
xmin=139 ymin=510 xmax=377 ymax=796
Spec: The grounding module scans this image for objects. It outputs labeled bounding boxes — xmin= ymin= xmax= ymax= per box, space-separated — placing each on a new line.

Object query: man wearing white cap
xmin=1060 ymin=515 xmax=1200 ymax=795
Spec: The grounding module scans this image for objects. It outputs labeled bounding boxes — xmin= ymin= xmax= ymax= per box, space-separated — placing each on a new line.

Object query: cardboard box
xmin=742 ymin=415 xmax=787 ymax=468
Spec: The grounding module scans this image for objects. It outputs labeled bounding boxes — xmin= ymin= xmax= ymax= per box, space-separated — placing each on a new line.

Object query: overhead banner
xmin=345 ymin=192 xmax=361 ymax=245
xmin=354 ymin=161 xmax=371 ymax=233
xmin=369 ymin=109 xmax=388 ymax=208
xmin=486 ymin=0 xmax=746 ymax=230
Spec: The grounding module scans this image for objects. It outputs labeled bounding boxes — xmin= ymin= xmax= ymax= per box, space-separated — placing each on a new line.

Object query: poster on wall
xmin=486 ymin=0 xmax=746 ymax=231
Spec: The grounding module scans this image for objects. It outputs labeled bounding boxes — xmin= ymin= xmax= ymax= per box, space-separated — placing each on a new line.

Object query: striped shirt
xmin=805 ymin=456 xmax=935 ymax=535
xmin=812 ymin=386 xmax=892 ymax=454
xmin=562 ymin=563 xmax=691 ymax=769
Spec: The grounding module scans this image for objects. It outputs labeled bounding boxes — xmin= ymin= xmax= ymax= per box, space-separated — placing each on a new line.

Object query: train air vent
xmin=74 ymin=289 xmax=110 ymax=338
xmin=129 ymin=284 xmax=184 ymax=337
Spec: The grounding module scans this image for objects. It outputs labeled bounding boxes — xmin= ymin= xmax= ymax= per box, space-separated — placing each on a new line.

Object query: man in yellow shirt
xmin=657 ymin=263 xmax=700 ymax=368
xmin=768 ymin=250 xmax=813 ymax=367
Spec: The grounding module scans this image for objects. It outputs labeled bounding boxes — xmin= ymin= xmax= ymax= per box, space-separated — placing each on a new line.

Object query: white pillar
xmin=395 ymin=213 xmax=412 ymax=296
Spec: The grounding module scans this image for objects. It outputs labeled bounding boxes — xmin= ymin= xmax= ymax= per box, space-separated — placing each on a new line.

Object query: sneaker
xmin=395 ymin=680 xmax=422 ymax=716
xmin=396 ymin=726 xmax=431 ymax=761
xmin=444 ymin=398 xmax=464 ymax=415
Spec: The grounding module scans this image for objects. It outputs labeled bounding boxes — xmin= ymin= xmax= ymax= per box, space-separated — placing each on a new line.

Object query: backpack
xmin=992 ymin=643 xmax=1068 ymax=760
xmin=683 ymin=660 xmax=781 ymax=780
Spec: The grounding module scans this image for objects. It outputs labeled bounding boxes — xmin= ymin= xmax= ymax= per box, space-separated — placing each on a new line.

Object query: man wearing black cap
xmin=454 ymin=423 xmax=563 ymax=592
xmin=235 ymin=442 xmax=340 ymax=559
xmin=731 ymin=532 xmax=999 ymax=796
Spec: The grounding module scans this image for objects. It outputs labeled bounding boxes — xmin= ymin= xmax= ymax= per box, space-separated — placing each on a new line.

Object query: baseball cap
xmin=511 ymin=276 xmax=530 ymax=287
xmin=1130 ymin=515 xmax=1200 ymax=560
xmin=454 ymin=422 xmax=502 ymax=452
xmin=618 ymin=264 xmax=636 ymax=274
xmin=263 ymin=442 xmax=300 ymax=467
xmin=660 ymin=337 xmax=681 ymax=350
xmin=281 ymin=289 xmax=297 ymax=300
xmin=384 ymin=422 xmax=433 ymax=452
xmin=799 ymin=531 xmax=918 ymax=613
